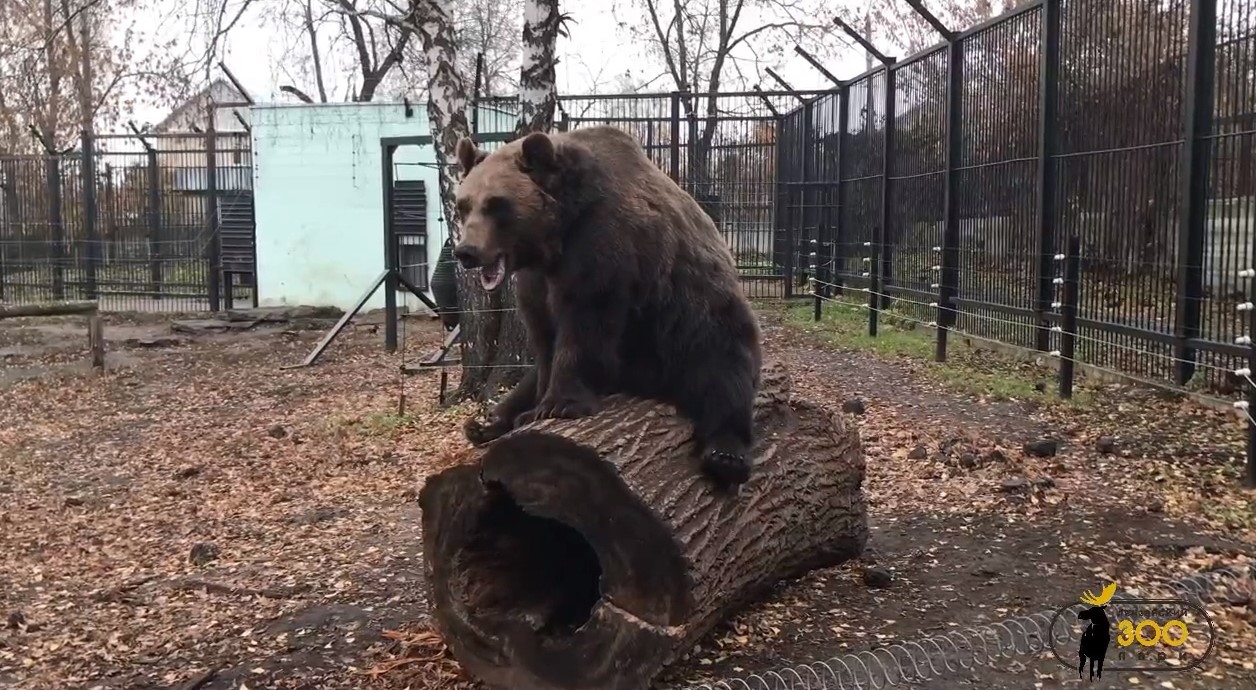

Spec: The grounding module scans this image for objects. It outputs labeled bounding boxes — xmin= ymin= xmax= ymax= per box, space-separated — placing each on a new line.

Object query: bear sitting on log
xmin=451 ymin=126 xmax=762 ymax=489
xmin=422 ymin=126 xmax=868 ymax=690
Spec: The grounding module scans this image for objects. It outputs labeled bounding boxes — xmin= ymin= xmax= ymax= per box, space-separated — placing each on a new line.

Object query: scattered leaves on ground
xmin=1 ymin=302 xmax=1254 ymax=690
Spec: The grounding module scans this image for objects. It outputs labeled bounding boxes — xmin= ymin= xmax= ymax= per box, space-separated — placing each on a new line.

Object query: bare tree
xmin=848 ymin=0 xmax=1013 ymax=57
xmin=0 ymin=0 xmax=191 ymax=151
xmin=612 ymin=0 xmax=835 ymax=214
xmin=259 ymin=0 xmax=414 ymax=102
xmin=453 ymin=0 xmax=524 ymax=98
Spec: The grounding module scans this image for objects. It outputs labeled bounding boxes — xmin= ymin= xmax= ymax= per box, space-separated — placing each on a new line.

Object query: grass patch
xmin=771 ymin=298 xmax=1093 ymax=408
xmin=321 ymin=410 xmax=420 ymax=439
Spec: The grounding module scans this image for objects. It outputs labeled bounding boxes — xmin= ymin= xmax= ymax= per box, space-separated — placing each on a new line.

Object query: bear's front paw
xmin=464 ymin=416 xmax=510 ymax=446
xmin=513 ymin=408 xmax=540 ymax=427
xmin=528 ymin=393 xmax=600 ymax=422
xmin=700 ymin=448 xmax=752 ymax=489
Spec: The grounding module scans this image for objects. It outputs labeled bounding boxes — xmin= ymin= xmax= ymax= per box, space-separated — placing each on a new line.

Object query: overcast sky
xmin=127 ymin=1 xmax=884 ymax=126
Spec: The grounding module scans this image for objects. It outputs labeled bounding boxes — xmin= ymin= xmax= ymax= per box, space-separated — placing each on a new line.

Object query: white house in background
xmin=153 ymin=78 xmax=251 ymax=135
xmin=149 ymin=78 xmax=254 ymax=196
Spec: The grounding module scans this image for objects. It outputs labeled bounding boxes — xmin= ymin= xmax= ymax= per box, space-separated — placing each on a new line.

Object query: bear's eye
xmin=482 ymin=196 xmax=513 ymax=219
xmin=455 ymin=198 xmax=472 ymax=220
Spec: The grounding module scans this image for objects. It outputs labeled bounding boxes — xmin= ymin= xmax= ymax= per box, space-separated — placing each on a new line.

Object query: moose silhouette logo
xmin=1050 ymin=580 xmax=1217 ymax=676
xmin=1076 ymin=582 xmax=1116 ymax=681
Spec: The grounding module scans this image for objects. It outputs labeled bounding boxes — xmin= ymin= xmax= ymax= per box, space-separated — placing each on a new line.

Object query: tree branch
xmin=641 ymin=0 xmax=687 ymax=96
xmin=304 ymin=0 xmax=329 ymax=102
xmin=280 ymin=84 xmax=316 ymax=102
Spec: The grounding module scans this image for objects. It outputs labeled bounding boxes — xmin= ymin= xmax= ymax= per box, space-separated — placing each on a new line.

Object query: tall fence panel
xmin=781 ymin=0 xmax=1256 ymax=405
xmin=887 ymin=47 xmax=949 ymax=323
xmin=0 ymin=131 xmax=254 ymax=312
xmin=1055 ymin=0 xmax=1190 ymax=383
xmin=954 ymin=6 xmax=1042 ymax=350
xmin=829 ymin=73 xmax=888 ymax=300
xmin=1205 ymin=0 xmax=1256 ymax=391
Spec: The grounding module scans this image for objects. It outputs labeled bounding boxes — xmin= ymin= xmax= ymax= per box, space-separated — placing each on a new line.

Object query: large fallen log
xmin=419 ymin=361 xmax=868 ymax=690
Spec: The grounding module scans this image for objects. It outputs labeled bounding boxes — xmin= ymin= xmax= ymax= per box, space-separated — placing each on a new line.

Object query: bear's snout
xmin=452 ymin=244 xmax=485 ymax=270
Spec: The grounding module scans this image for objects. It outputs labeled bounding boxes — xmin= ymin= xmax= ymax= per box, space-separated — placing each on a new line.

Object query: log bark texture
xmin=0 ymin=300 xmax=97 ymax=318
xmin=419 ymin=360 xmax=868 ymax=690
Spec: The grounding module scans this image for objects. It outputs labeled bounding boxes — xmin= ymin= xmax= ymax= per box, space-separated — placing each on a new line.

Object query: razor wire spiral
xmin=680 ymin=564 xmax=1254 ymax=690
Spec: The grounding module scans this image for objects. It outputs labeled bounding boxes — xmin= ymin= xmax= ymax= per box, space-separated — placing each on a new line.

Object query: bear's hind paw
xmin=700 ymin=449 xmax=752 ymax=489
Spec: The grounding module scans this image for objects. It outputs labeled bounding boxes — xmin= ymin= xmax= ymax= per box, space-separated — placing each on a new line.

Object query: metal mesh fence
xmin=778 ymin=0 xmax=1256 ymax=396
xmin=0 ymin=131 xmax=254 ymax=312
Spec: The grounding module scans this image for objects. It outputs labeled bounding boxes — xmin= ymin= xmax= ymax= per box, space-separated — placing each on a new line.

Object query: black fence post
xmin=880 ymin=63 xmax=897 ymax=313
xmin=382 ymin=143 xmax=399 ymax=353
xmin=1059 ymin=235 xmax=1081 ymax=398
xmin=1246 ymin=268 xmax=1256 ymax=487
xmin=802 ymin=99 xmax=818 ymax=313
xmin=0 ymin=172 xmax=6 ymax=302
xmin=772 ymin=114 xmax=789 ymax=299
xmin=669 ymin=92 xmax=681 ymax=184
xmin=46 ymin=155 xmax=65 ymax=300
xmin=81 ymin=130 xmax=99 ymax=300
xmin=832 ymin=84 xmax=850 ymax=298
xmin=936 ymin=37 xmax=965 ymax=363
xmin=205 ymin=117 xmax=222 ymax=312
xmin=146 ymin=148 xmax=162 ymax=299
xmin=1173 ymin=0 xmax=1218 ymax=385
xmin=870 ymin=63 xmax=897 ymax=337
xmin=1034 ymin=0 xmax=1062 ymax=353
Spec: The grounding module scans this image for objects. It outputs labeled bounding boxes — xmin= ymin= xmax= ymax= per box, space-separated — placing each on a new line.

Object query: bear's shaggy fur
xmin=452 ymin=126 xmax=762 ymax=488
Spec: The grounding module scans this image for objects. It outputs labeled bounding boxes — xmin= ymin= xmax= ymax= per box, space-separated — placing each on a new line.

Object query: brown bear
xmin=452 ymin=125 xmax=762 ymax=488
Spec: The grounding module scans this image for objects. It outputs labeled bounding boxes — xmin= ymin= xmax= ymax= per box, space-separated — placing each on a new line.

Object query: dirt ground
xmin=2 ymin=302 xmax=1256 ymax=690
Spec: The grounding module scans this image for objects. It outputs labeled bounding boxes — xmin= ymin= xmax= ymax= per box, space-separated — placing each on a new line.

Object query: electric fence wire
xmin=679 ymin=564 xmax=1255 ymax=690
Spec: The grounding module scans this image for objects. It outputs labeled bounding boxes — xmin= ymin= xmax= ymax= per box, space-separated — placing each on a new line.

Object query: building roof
xmin=153 ymin=78 xmax=247 ymax=133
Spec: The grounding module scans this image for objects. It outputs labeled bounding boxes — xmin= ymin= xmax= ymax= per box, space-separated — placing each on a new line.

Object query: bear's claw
xmin=700 ymin=449 xmax=752 ymax=489
xmin=517 ymin=395 xmax=600 ymax=425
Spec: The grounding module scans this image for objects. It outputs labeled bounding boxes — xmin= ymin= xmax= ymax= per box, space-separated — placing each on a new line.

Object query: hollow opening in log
xmin=456 ymin=483 xmax=603 ymax=637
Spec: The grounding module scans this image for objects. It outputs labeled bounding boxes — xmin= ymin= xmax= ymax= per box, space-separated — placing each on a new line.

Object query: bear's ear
xmin=518 ymin=131 xmax=557 ymax=173
xmin=457 ymin=136 xmax=487 ymax=174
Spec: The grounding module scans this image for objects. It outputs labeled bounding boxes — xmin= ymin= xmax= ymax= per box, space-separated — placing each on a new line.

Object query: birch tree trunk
xmin=409 ymin=0 xmax=472 ymax=231
xmin=453 ymin=0 xmax=562 ymax=402
xmin=516 ymin=0 xmax=561 ymax=136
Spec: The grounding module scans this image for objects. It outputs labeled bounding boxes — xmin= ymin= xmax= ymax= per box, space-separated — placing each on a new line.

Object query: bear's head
xmin=451 ymin=132 xmax=564 ymax=292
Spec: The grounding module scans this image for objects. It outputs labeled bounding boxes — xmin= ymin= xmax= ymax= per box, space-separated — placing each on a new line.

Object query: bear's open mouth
xmin=479 ymin=254 xmax=508 ymax=292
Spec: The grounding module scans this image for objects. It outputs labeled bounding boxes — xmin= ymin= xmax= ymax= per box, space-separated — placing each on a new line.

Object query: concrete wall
xmin=251 ymin=101 xmax=515 ymax=309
